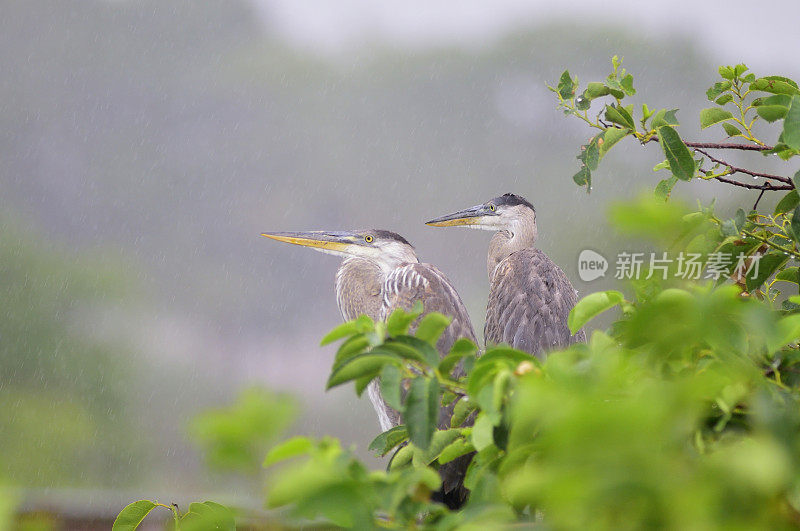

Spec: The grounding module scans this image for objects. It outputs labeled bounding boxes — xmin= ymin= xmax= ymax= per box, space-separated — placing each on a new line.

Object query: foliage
xmin=112 ymin=499 xmax=235 ymax=531
xmin=255 ymin=276 xmax=800 ymax=528
xmin=550 ymin=57 xmax=799 ymax=198
xmin=190 ymin=386 xmax=296 ymax=473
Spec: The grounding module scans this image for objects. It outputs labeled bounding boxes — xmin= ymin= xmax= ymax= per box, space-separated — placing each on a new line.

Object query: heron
xmin=260 ymin=229 xmax=477 ymax=507
xmin=426 ymin=193 xmax=585 ymax=358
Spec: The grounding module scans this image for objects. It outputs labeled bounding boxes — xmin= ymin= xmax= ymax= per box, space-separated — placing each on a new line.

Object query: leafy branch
xmin=549 ymin=57 xmax=800 ymax=198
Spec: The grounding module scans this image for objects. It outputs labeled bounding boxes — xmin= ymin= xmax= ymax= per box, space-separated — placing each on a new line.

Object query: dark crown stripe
xmin=494 ymin=193 xmax=535 ymax=211
xmin=373 ymin=230 xmax=413 ymax=247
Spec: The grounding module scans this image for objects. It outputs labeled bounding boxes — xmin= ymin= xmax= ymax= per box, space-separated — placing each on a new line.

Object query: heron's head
xmin=425 ymin=193 xmax=536 ymax=233
xmin=260 ymin=229 xmax=418 ymax=270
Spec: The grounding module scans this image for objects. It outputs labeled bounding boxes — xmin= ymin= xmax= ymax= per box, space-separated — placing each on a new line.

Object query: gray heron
xmin=261 ymin=229 xmax=476 ymax=507
xmin=426 ymin=193 xmax=585 ymax=358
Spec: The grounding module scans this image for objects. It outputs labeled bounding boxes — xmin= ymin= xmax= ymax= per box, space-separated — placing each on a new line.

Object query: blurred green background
xmin=1 ymin=0 xmax=798 ymax=519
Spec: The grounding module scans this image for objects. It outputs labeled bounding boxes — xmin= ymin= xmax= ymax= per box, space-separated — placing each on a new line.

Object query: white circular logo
xmin=578 ymin=249 xmax=608 ymax=282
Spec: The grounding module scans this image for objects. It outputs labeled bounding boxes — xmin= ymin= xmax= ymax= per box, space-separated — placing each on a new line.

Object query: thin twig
xmin=712 ymin=176 xmax=792 ymax=191
xmin=694 ymin=147 xmax=792 ymax=185
xmin=686 ymin=141 xmax=771 ymax=151
xmin=643 ymin=137 xmax=773 ymax=151
xmin=753 ymin=188 xmax=767 ymax=210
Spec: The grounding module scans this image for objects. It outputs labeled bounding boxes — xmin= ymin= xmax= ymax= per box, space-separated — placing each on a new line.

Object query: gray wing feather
xmin=485 ymin=248 xmax=585 ymax=359
xmin=382 ymin=263 xmax=478 ymax=367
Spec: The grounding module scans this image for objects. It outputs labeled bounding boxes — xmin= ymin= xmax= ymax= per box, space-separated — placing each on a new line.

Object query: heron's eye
xmin=365 ymin=235 xmax=374 ymax=243
xmin=488 ymin=204 xmax=496 ymax=212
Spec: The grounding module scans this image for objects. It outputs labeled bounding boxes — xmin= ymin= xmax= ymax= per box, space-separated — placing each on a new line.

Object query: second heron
xmin=427 ymin=193 xmax=585 ymax=358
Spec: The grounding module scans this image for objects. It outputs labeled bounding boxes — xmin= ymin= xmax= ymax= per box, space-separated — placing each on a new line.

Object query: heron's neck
xmin=336 ymin=257 xmax=384 ymax=321
xmin=487 ymin=210 xmax=537 ymax=281
xmin=374 ymin=246 xmax=419 ymax=275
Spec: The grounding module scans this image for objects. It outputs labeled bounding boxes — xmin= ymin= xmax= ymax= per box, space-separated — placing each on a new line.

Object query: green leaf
xmin=320 ymin=315 xmax=373 ymax=346
xmin=722 ymin=123 xmax=742 ymax=137
xmin=389 ymin=444 xmax=413 ymax=470
xmin=602 ymin=80 xmax=625 ymax=99
xmin=582 ymin=135 xmax=601 ymax=171
xmin=746 ymin=252 xmax=790 ymax=292
xmin=715 ymin=94 xmax=733 ymax=105
xmin=414 ymin=311 xmax=451 ymax=346
xmin=651 ymin=108 xmax=680 ymax=129
xmin=379 ymin=363 xmax=403 ymax=411
xmin=438 ymin=438 xmax=475 ymax=464
xmin=754 ymin=94 xmax=792 ymax=123
xmin=599 ymin=128 xmax=629 ymax=158
xmin=354 ymin=374 xmax=373 ymax=397
xmin=706 ymin=81 xmax=732 ymax=100
xmin=451 ymin=397 xmax=477 ymax=428
xmin=605 ymin=104 xmax=635 ymax=130
xmin=377 ymin=340 xmax=426 ymax=364
xmin=477 ymin=347 xmax=537 ymax=368
xmin=181 ymin=501 xmax=235 ymax=531
xmin=389 ymin=336 xmax=440 ymax=367
xmin=653 ymin=160 xmax=670 ymax=172
xmin=700 ymin=108 xmax=734 ymax=129
xmin=754 ymin=94 xmax=792 ymax=107
xmin=791 ymin=205 xmax=800 ymax=243
xmin=573 ymin=165 xmax=590 ymax=188
xmin=557 ymin=70 xmax=576 ymax=99
xmin=718 ymin=66 xmax=734 ymax=80
xmin=763 ymin=141 xmax=800 ymax=161
xmin=368 ymin=426 xmax=408 ymax=457
xmin=439 ymin=338 xmax=478 ymax=376
xmin=735 ymin=209 xmax=746 ymax=231
xmin=404 ymin=377 xmax=440 ymax=450
xmin=658 ymin=126 xmax=695 ymax=181
xmin=720 ymin=220 xmax=738 ymax=237
xmin=757 ymin=106 xmax=789 ymax=123
xmin=774 ymin=191 xmax=799 ymax=215
xmin=585 ymin=82 xmax=611 ymax=99
xmin=568 ymin=290 xmax=625 ymax=334
xmin=386 ymin=302 xmax=423 ymax=336
xmin=326 ymin=354 xmax=401 ymax=389
xmin=773 ymin=314 xmax=800 ymax=350
xmin=783 ymin=95 xmax=800 ymax=150
xmin=775 ymin=267 xmax=799 ymax=284
xmin=655 ymin=176 xmax=679 ymax=201
xmin=751 ymin=77 xmax=800 ymax=96
xmin=421 ymin=429 xmax=462 ymax=464
xmin=112 ymin=500 xmax=158 ymax=531
xmin=264 ymin=436 xmax=314 ymax=466
xmin=332 ymin=335 xmax=371 ymax=371
xmin=620 ymin=73 xmax=636 ymax=96
xmin=471 ymin=414 xmax=495 ymax=451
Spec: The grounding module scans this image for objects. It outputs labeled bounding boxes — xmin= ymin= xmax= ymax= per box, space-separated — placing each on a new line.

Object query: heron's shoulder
xmin=494 ymin=248 xmax=572 ymax=287
xmin=386 ymin=262 xmax=459 ymax=290
xmin=499 ymin=248 xmax=563 ymax=272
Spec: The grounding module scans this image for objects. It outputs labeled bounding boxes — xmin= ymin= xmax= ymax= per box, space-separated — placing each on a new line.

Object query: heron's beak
xmin=260 ymin=231 xmax=360 ymax=253
xmin=425 ymin=205 xmax=494 ymax=227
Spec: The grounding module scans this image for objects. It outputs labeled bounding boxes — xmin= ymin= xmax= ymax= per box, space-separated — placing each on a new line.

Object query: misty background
xmin=2 ymin=0 xmax=798 ymax=512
